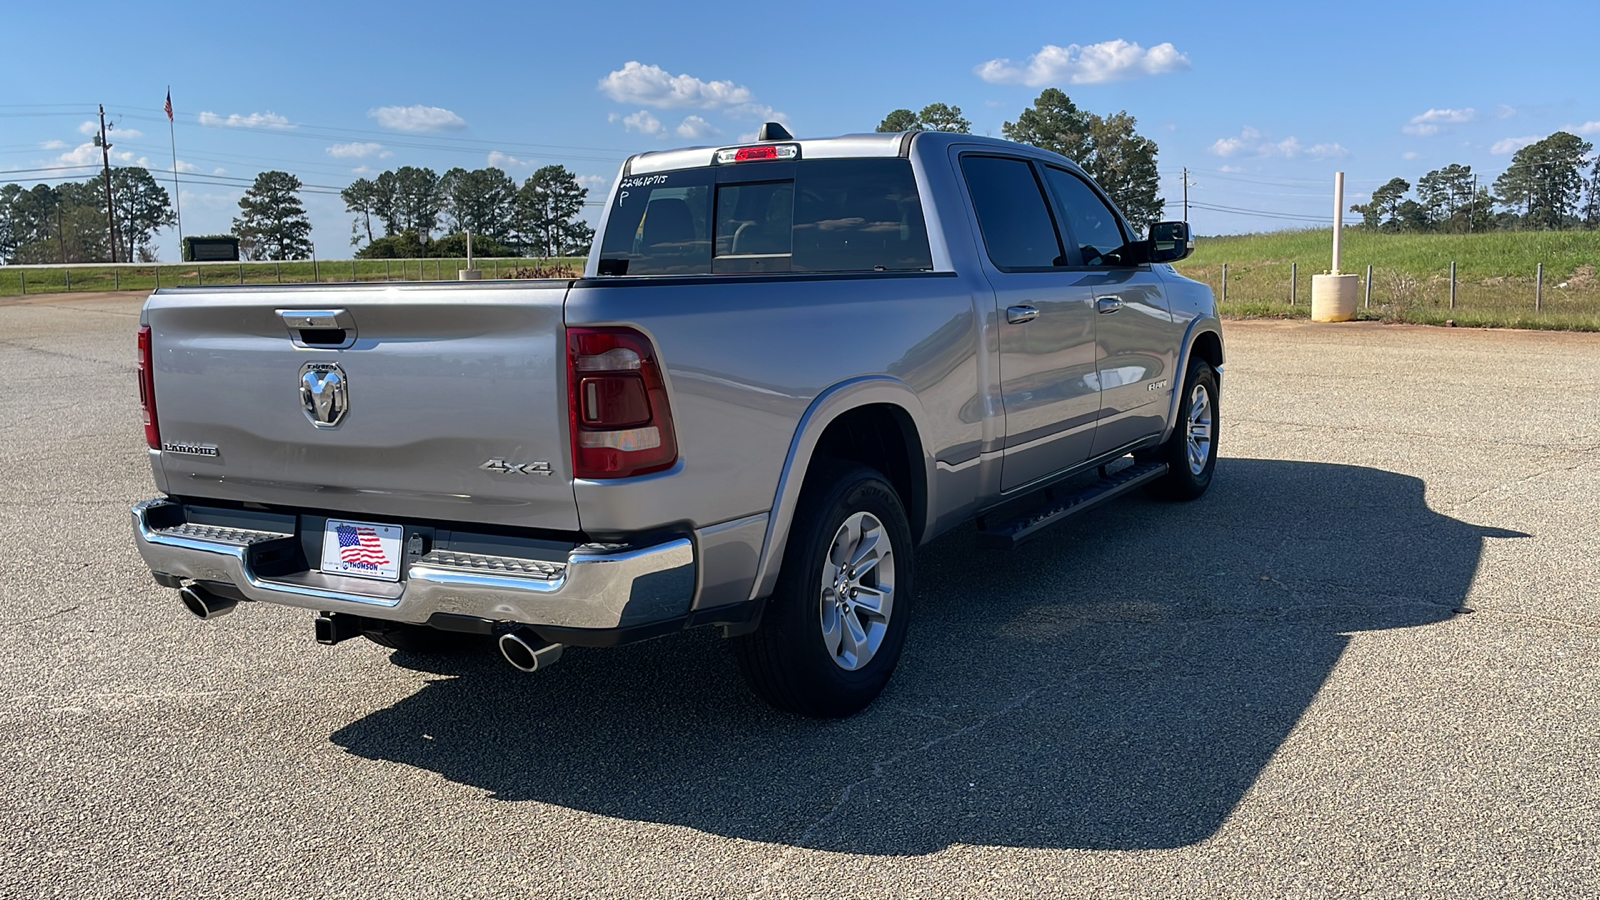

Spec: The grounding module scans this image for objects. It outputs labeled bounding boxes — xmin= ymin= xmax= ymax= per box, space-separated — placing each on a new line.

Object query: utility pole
xmin=1182 ymin=166 xmax=1189 ymax=222
xmin=95 ymin=104 xmax=119 ymax=263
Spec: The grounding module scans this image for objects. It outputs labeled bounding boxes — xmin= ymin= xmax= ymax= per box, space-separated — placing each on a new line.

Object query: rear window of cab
xmin=597 ymin=157 xmax=933 ymax=276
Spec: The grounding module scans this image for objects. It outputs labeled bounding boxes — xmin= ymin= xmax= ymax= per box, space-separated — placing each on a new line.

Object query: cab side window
xmin=1043 ymin=167 xmax=1130 ymax=267
xmin=960 ymin=156 xmax=1064 ymax=271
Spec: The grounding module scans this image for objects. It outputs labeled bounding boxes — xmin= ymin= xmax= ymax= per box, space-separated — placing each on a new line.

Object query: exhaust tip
xmin=178 ymin=583 xmax=236 ymax=620
xmin=498 ymin=630 xmax=564 ymax=673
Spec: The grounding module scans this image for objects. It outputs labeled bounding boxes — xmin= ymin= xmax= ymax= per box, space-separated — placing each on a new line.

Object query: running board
xmin=975 ymin=461 xmax=1169 ymax=549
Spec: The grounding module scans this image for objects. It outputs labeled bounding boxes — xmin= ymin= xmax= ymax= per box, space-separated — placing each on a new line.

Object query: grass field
xmin=7 ymin=230 xmax=1600 ymax=331
xmin=0 ymin=257 xmax=587 ymax=298
xmin=1174 ymin=229 xmax=1600 ymax=330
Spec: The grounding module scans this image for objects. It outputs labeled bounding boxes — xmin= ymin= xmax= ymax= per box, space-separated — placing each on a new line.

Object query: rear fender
xmin=747 ymin=377 xmax=932 ymax=603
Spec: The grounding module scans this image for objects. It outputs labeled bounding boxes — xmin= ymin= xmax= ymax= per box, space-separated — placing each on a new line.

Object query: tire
xmin=362 ymin=622 xmax=478 ymax=654
xmin=732 ymin=462 xmax=914 ymax=718
xmin=1144 ymin=357 xmax=1219 ymax=501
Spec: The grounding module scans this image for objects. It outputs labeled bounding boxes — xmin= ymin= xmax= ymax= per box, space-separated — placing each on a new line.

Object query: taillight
xmin=137 ymin=325 xmax=160 ymax=450
xmin=567 ymin=327 xmax=678 ymax=479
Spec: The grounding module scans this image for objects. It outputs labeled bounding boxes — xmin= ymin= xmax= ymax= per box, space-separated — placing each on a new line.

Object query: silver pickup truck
xmin=132 ymin=126 xmax=1222 ymax=717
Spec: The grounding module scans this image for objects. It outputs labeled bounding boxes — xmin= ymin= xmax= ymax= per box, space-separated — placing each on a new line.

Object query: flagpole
xmin=167 ymin=87 xmax=184 ymax=254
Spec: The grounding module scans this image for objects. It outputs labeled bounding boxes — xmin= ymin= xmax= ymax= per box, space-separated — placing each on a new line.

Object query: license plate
xmin=320 ymin=519 xmax=404 ymax=582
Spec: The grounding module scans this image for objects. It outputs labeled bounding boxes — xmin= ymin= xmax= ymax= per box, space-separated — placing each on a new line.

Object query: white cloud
xmin=1568 ymin=121 xmax=1600 ymax=135
xmin=326 ymin=141 xmax=388 ymax=159
xmin=1218 ymin=165 xmax=1245 ymax=174
xmin=575 ymin=174 xmax=609 ymax=191
xmin=1491 ymin=135 xmax=1539 ymax=154
xmin=53 ymin=142 xmax=103 ymax=166
xmin=676 ymin=115 xmax=719 ymax=139
xmin=352 ymin=166 xmax=375 ymax=177
xmin=1493 ymin=104 xmax=1517 ymax=120
xmin=40 ymin=139 xmax=67 ymax=150
xmin=1402 ymin=151 xmax=1421 ymax=160
xmin=600 ymin=61 xmax=759 ymax=111
xmin=975 ymin=39 xmax=1190 ymax=86
xmin=1209 ymin=127 xmax=1343 ymax=160
xmin=76 ymin=119 xmax=142 ymax=139
xmin=211 ymin=167 xmax=225 ymax=175
xmin=621 ymin=110 xmax=664 ymax=136
xmin=1209 ymin=126 xmax=1260 ymax=157
xmin=368 ymin=105 xmax=465 ymax=132
xmin=487 ymin=150 xmax=534 ymax=169
xmin=1403 ymin=107 xmax=1475 ymax=136
xmin=198 ymin=110 xmax=294 ymax=129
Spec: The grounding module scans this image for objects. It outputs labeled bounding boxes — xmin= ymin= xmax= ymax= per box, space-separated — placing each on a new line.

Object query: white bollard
xmin=1312 ymin=274 xmax=1360 ymax=322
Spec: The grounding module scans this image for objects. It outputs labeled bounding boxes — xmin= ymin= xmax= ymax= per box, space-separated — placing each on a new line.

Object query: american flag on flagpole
xmin=164 ymin=89 xmax=173 ymax=122
xmin=336 ymin=524 xmax=390 ymax=568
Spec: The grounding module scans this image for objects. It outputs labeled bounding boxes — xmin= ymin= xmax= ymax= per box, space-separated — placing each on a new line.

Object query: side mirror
xmin=1146 ymin=221 xmax=1194 ymax=263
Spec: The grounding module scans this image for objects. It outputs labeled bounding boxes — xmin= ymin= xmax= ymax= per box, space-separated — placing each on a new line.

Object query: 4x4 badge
xmin=300 ymin=362 xmax=348 ymax=427
xmin=481 ymin=458 xmax=553 ymax=476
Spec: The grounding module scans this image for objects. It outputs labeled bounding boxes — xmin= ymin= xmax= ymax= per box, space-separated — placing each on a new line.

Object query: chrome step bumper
xmin=131 ymin=498 xmax=695 ymax=630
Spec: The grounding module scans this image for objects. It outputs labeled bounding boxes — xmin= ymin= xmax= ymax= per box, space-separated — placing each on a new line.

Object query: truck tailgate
xmin=144 ymin=283 xmax=578 ymax=531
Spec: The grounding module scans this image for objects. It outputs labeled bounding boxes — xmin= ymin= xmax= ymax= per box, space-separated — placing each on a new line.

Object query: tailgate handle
xmin=278 ymin=309 xmax=357 ymax=349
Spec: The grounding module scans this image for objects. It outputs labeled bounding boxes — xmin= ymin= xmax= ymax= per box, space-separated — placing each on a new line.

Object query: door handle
xmin=1006 ymin=305 xmax=1039 ymax=324
xmin=1097 ymin=296 xmax=1124 ymax=314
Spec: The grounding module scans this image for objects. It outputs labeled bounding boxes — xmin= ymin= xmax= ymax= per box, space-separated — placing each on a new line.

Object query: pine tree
xmin=232 ymin=171 xmax=313 ymax=260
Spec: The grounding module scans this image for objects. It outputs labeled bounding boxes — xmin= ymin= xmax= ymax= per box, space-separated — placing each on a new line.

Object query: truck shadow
xmin=329 ymin=459 xmax=1523 ymax=854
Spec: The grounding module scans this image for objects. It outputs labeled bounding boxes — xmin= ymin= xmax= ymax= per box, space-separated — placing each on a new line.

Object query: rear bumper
xmin=131 ymin=498 xmax=695 ymax=631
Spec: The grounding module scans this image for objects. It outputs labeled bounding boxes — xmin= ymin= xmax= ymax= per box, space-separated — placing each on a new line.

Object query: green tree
xmin=439 ymin=166 xmax=518 ymax=243
xmin=13 ymin=203 xmax=108 ymax=264
xmin=516 ymin=165 xmax=594 ymax=257
xmin=875 ymin=103 xmax=971 ymax=134
xmin=1585 ymin=155 xmax=1600 ymax=228
xmin=875 ymin=109 xmax=920 ymax=133
xmin=1417 ymin=164 xmax=1475 ymax=231
xmin=1084 ymin=111 xmax=1163 ymax=227
xmin=916 ymin=103 xmax=971 ymax=133
xmin=1002 ymin=90 xmax=1164 ymax=227
xmin=341 ymin=177 xmax=382 ymax=246
xmin=108 ymin=167 xmax=175 ymax=262
xmin=377 ymin=166 xmax=441 ymax=240
xmin=1001 ymin=89 xmax=1093 ymax=165
xmin=0 ymin=184 xmax=24 ymax=262
xmin=1495 ymin=132 xmax=1593 ymax=229
xmin=232 ymin=170 xmax=313 ymax=261
xmin=1350 ymin=177 xmax=1411 ymax=230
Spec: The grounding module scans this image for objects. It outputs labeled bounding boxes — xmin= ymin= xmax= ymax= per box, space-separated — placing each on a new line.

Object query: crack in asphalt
xmin=1452 ymin=449 xmax=1600 ymax=514
xmin=0 ymin=338 xmax=128 ymax=370
xmin=1233 ymin=417 xmax=1596 ymax=454
xmin=746 ymin=685 xmax=1043 ymax=898
xmin=0 ymin=605 xmax=81 ymax=628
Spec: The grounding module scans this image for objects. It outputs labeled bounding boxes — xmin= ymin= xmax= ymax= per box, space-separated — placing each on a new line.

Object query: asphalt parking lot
xmin=2 ymin=292 xmax=1596 ymax=899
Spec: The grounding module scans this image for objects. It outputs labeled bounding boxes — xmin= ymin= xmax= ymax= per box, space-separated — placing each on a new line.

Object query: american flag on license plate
xmin=336 ymin=524 xmax=390 ymax=568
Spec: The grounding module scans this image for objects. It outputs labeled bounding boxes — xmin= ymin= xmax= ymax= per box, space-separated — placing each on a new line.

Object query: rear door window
xmin=960 ymin=155 xmax=1065 ymax=271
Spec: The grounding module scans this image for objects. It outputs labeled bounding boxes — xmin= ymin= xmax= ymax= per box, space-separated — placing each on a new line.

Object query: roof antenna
xmin=757 ymin=122 xmax=793 ymax=142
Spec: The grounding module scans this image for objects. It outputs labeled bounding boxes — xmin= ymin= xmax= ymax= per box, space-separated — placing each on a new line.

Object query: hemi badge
xmin=161 ymin=441 xmax=220 ymax=457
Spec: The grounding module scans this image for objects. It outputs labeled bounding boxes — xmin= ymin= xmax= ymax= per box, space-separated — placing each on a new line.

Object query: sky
xmin=4 ymin=0 xmax=1598 ymax=260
